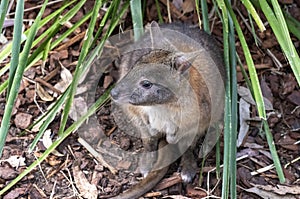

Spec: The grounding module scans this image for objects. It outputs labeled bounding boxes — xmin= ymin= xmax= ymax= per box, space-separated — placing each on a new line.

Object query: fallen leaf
xmin=0 ymin=166 xmax=18 ymax=179
xmin=185 ymin=184 xmax=206 ymax=198
xmin=3 ymin=156 xmax=26 ymax=168
xmin=277 ymin=135 xmax=299 ymax=151
xmin=287 ymin=91 xmax=300 ymax=106
xmin=238 ymin=98 xmax=250 ymax=147
xmin=3 ymin=188 xmax=26 ymax=199
xmin=238 ymin=86 xmax=273 ymax=110
xmin=69 ymin=97 xmax=88 ymax=121
xmin=245 ymin=184 xmax=300 ymax=199
xmin=72 ymin=161 xmax=98 ymax=199
xmin=54 ymin=65 xmax=73 ymax=93
xmin=182 ymin=0 xmax=195 ymax=14
xmin=260 ymin=77 xmax=273 ymax=104
xmin=36 ymin=83 xmax=54 ymax=101
xmin=42 ymin=129 xmax=64 ymax=156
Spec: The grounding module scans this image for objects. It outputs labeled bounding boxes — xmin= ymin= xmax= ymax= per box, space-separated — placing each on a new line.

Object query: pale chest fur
xmin=123 ymin=92 xmax=205 ymax=144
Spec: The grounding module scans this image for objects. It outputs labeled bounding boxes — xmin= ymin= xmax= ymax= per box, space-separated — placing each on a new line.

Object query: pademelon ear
xmin=174 ymin=55 xmax=192 ymax=76
xmin=147 ymin=21 xmax=177 ymax=52
xmin=148 ymin=21 xmax=163 ymax=49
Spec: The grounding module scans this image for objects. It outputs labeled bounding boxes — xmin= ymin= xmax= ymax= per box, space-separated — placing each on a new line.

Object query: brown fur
xmin=110 ymin=22 xmax=225 ymax=199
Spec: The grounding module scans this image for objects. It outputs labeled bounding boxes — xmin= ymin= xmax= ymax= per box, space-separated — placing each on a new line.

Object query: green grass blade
xmin=228 ymin=13 xmax=237 ymax=199
xmin=236 ymin=53 xmax=252 ymax=93
xmin=57 ymin=0 xmax=103 ymax=136
xmin=248 ymin=12 xmax=259 ymax=46
xmin=215 ymin=0 xmax=230 ymax=198
xmin=91 ymin=0 xmax=117 ymax=48
xmin=195 ymin=0 xmax=201 ymax=28
xmin=271 ymin=0 xmax=293 ymax=55
xmin=0 ymin=0 xmax=24 ymax=157
xmin=226 ymin=3 xmax=266 ymax=119
xmin=130 ymin=0 xmax=144 ymax=41
xmin=241 ymin=0 xmax=265 ymax=32
xmin=7 ymin=0 xmax=24 ymax=95
xmin=226 ymin=0 xmax=285 ymax=184
xmin=154 ymin=0 xmax=163 ymax=23
xmin=0 ymin=0 xmax=48 ymax=157
xmin=259 ymin=0 xmax=300 ymax=86
xmin=283 ymin=10 xmax=300 ymax=40
xmin=0 ymin=0 xmax=9 ymax=32
xmin=200 ymin=0 xmax=210 ymax=33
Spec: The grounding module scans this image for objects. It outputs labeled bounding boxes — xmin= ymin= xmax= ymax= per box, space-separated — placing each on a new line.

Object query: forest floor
xmin=0 ymin=0 xmax=299 ymax=198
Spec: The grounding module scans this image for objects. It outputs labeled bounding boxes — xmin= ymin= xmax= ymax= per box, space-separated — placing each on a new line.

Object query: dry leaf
xmin=182 ymin=0 xmax=195 ymax=14
xmin=238 ymin=86 xmax=273 ymax=110
xmin=0 ymin=33 xmax=8 ymax=44
xmin=245 ymin=184 xmax=300 ymax=199
xmin=162 ymin=195 xmax=192 ymax=199
xmin=42 ymin=130 xmax=64 ymax=157
xmin=54 ymin=65 xmax=73 ymax=93
xmin=72 ymin=161 xmax=98 ymax=199
xmin=238 ymin=98 xmax=250 ymax=147
xmin=60 ymin=65 xmax=73 ymax=84
xmin=2 ymin=156 xmax=26 ymax=168
xmin=69 ymin=97 xmax=88 ymax=121
xmin=36 ymin=83 xmax=54 ymax=101
xmin=172 ymin=0 xmax=184 ymax=10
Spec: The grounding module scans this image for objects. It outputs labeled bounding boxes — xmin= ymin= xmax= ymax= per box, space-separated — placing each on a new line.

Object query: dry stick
xmin=56 ymin=31 xmax=86 ymax=51
xmin=236 ymin=63 xmax=271 ymax=71
xmin=42 ymin=66 xmax=60 ymax=81
xmin=78 ymin=137 xmax=118 ymax=175
xmin=154 ymin=172 xmax=182 ymax=191
xmin=159 ymin=0 xmax=188 ymax=20
xmin=35 ymin=77 xmax=62 ymax=94
xmin=7 ymin=0 xmax=65 ymax=16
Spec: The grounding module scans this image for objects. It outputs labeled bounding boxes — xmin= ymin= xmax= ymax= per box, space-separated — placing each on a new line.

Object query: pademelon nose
xmin=110 ymin=88 xmax=119 ymax=100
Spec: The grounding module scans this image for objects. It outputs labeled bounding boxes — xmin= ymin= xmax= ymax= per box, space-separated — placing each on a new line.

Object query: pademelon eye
xmin=140 ymin=80 xmax=153 ymax=89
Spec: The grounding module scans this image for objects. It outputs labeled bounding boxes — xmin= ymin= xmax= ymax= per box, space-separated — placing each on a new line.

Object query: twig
xmin=78 ymin=137 xmax=118 ymax=174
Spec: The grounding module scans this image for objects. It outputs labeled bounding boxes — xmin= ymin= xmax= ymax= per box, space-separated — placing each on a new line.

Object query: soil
xmin=0 ymin=0 xmax=299 ymax=199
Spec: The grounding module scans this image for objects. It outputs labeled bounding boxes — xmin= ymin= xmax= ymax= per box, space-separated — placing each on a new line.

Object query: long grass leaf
xmin=200 ymin=0 xmax=209 ymax=33
xmin=283 ymin=10 xmax=300 ymax=40
xmin=228 ymin=10 xmax=237 ymax=199
xmin=226 ymin=0 xmax=285 ymax=184
xmin=130 ymin=0 xmax=144 ymax=41
xmin=271 ymin=0 xmax=293 ymax=55
xmin=0 ymin=0 xmax=48 ymax=156
xmin=58 ymin=1 xmax=103 ymax=136
xmin=7 ymin=0 xmax=24 ymax=95
xmin=0 ymin=0 xmax=24 ymax=157
xmin=154 ymin=0 xmax=164 ymax=23
xmin=215 ymin=0 xmax=230 ymax=198
xmin=0 ymin=0 xmax=9 ymax=32
xmin=259 ymin=0 xmax=300 ymax=86
xmin=241 ymin=0 xmax=265 ymax=31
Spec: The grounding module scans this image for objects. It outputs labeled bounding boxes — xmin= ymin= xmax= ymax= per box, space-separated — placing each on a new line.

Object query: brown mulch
xmin=0 ymin=0 xmax=299 ymax=198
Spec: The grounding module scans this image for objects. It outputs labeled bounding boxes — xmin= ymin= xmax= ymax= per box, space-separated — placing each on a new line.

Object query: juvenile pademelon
xmin=110 ymin=22 xmax=225 ymax=199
